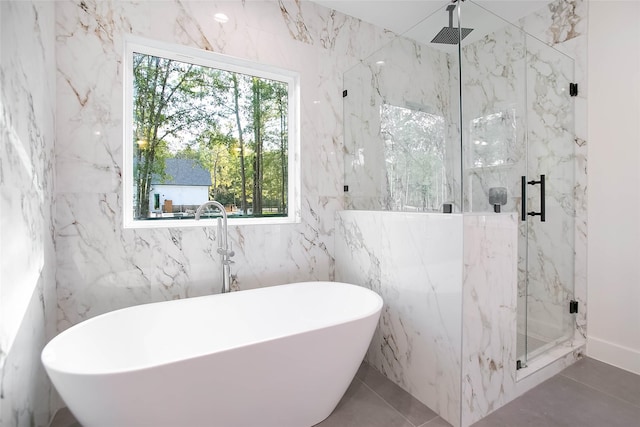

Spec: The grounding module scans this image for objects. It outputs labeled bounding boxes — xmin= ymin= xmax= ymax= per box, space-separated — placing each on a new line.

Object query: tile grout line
xmin=558 ymin=372 xmax=640 ymax=410
xmin=355 ymin=377 xmax=420 ymax=427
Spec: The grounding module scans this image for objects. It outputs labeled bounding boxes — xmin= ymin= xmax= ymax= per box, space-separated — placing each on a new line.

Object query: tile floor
xmin=50 ymin=357 xmax=640 ymax=427
xmin=472 ymin=357 xmax=640 ymax=427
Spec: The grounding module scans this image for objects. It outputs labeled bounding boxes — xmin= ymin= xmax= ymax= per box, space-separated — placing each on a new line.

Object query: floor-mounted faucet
xmin=195 ymin=200 xmax=235 ymax=293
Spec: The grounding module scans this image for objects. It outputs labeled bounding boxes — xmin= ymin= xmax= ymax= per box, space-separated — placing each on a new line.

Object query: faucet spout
xmin=195 ymin=200 xmax=234 ymax=293
xmin=195 ymin=200 xmax=226 ymax=221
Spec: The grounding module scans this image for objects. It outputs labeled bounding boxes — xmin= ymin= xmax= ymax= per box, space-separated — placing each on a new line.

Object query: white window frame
xmin=123 ymin=36 xmax=301 ymax=229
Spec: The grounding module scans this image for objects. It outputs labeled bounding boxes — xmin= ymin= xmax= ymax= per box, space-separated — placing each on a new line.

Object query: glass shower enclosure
xmin=343 ymin=0 xmax=576 ymax=370
xmin=457 ymin=1 xmax=576 ymax=367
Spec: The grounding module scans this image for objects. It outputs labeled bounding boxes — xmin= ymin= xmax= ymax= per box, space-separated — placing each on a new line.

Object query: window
xmin=123 ymin=37 xmax=300 ymax=228
xmin=469 ymin=108 xmax=517 ymax=168
xmin=380 ymin=103 xmax=447 ymax=212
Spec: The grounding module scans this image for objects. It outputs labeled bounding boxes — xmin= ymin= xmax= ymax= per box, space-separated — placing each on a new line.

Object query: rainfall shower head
xmin=431 ymin=3 xmax=473 ymax=45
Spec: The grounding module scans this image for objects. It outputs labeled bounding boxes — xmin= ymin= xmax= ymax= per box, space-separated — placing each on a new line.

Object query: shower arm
xmin=447 ymin=4 xmax=455 ymax=28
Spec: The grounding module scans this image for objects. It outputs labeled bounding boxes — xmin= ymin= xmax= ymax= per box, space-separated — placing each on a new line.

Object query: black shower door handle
xmin=522 ymin=174 xmax=546 ymax=222
xmin=521 ymin=176 xmax=527 ymax=221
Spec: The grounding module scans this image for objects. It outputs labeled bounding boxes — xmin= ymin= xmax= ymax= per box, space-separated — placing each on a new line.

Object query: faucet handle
xmin=228 ymin=242 xmax=235 ymax=258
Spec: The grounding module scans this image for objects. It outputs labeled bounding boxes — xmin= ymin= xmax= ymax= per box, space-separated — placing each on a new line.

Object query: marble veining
xmin=343 ymin=34 xmax=456 ymax=211
xmin=337 ymin=0 xmax=587 ymax=426
xmin=461 ymin=214 xmax=518 ymax=426
xmin=1 ymin=1 xmax=58 ymax=426
xmin=518 ymin=0 xmax=588 ymax=351
xmin=54 ymin=0 xmax=397 ymax=336
xmin=547 ymin=0 xmax=583 ymax=44
xmin=335 ymin=212 xmax=519 ymax=427
xmin=335 ymin=211 xmax=463 ymax=426
xmin=0 ymin=0 xmax=588 ymax=426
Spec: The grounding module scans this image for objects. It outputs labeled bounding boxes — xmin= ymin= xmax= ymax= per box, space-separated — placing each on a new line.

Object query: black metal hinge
xmin=569 ymin=300 xmax=579 ymax=314
xmin=343 ymin=89 xmax=348 ymax=97
xmin=516 ymin=360 xmax=522 ymax=370
xmin=569 ymin=83 xmax=578 ymax=97
xmin=343 ymin=185 xmax=349 ymax=192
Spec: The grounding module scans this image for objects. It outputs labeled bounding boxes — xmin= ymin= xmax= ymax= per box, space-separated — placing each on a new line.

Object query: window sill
xmin=123 ymin=215 xmax=300 ymax=229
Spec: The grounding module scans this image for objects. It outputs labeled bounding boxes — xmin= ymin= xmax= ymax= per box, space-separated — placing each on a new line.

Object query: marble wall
xmin=461 ymin=214 xmax=518 ymax=426
xmin=335 ymin=212 xmax=518 ymax=427
xmin=0 ymin=0 xmax=588 ymax=425
xmin=335 ymin=211 xmax=464 ymax=425
xmin=0 ymin=2 xmax=58 ymax=426
xmin=343 ymin=35 xmax=459 ymax=211
xmin=54 ymin=0 xmax=393 ymax=329
xmin=341 ymin=0 xmax=588 ymax=364
xmin=460 ymin=0 xmax=584 ymax=359
xmin=518 ymin=0 xmax=589 ymax=357
xmin=335 ymin=0 xmax=588 ymax=425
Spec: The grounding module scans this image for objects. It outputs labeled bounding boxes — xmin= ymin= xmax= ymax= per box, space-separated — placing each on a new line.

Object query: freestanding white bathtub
xmin=42 ymin=281 xmax=382 ymax=427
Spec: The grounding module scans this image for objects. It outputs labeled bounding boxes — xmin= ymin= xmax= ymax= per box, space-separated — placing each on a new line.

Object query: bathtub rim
xmin=42 ymin=281 xmax=383 ymax=376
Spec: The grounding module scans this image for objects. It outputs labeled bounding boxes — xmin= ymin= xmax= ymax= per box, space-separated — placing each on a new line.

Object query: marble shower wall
xmin=0 ymin=2 xmax=57 ymax=426
xmin=461 ymin=0 xmax=587 ymax=352
xmin=343 ymin=34 xmax=459 ymax=211
xmin=54 ymin=0 xmax=395 ymax=330
xmin=519 ymin=0 xmax=588 ymax=353
xmin=335 ymin=1 xmax=587 ymax=425
xmin=461 ymin=214 xmax=518 ymax=426
xmin=335 ymin=212 xmax=518 ymax=427
xmin=335 ymin=211 xmax=464 ymax=425
xmin=461 ymin=22 xmax=527 ymax=214
xmin=340 ymin=0 xmax=587 ymax=360
xmin=460 ymin=3 xmax=578 ymax=352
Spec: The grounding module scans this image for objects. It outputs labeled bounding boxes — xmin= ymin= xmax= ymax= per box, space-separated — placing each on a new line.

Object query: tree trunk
xmin=278 ymin=92 xmax=287 ymax=213
xmin=232 ymin=74 xmax=248 ymax=214
xmin=252 ymin=78 xmax=263 ymax=216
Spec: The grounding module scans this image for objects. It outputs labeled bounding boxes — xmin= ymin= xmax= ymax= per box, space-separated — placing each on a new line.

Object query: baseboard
xmin=587 ymin=336 xmax=640 ymax=375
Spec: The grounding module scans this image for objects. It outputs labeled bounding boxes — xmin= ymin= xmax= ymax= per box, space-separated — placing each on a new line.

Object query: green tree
xmin=133 ymin=51 xmax=290 ymax=219
xmin=133 ymin=53 xmax=208 ymax=217
xmin=231 ymin=73 xmax=250 ymax=214
xmin=247 ymin=78 xmax=288 ymax=215
xmin=274 ymin=83 xmax=288 ymax=213
xmin=381 ymin=104 xmax=446 ymax=211
xmin=251 ymin=77 xmax=264 ymax=216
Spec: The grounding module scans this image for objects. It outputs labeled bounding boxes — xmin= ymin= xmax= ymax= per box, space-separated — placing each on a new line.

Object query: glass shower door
xmin=459 ymin=1 xmax=576 ymax=367
xmin=521 ymin=35 xmax=576 ymax=363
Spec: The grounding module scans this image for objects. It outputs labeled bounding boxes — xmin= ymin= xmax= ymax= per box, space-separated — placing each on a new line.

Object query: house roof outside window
xmin=151 ymin=158 xmax=212 ymax=186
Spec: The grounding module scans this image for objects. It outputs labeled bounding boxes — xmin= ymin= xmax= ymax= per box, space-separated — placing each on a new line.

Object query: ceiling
xmin=310 ymin=0 xmax=553 ymax=49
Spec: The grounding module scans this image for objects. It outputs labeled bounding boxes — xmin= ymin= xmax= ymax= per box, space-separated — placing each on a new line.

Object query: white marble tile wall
xmin=459 ymin=14 xmax=576 ymax=355
xmin=335 ymin=211 xmax=519 ymax=427
xmin=343 ymin=34 xmax=458 ymax=211
xmin=335 ymin=1 xmax=588 ymax=425
xmin=335 ymin=211 xmax=464 ymax=426
xmin=342 ymin=4 xmax=588 ymax=351
xmin=0 ymin=0 xmax=587 ymax=424
xmin=524 ymin=35 xmax=575 ymax=346
xmin=0 ymin=1 xmax=57 ymax=426
xmin=461 ymin=214 xmax=518 ymax=426
xmin=460 ymin=23 xmax=528 ymax=214
xmin=518 ymin=0 xmax=588 ymax=350
xmin=54 ymin=0 xmax=394 ymax=329
xmin=462 ymin=0 xmax=588 ymax=359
